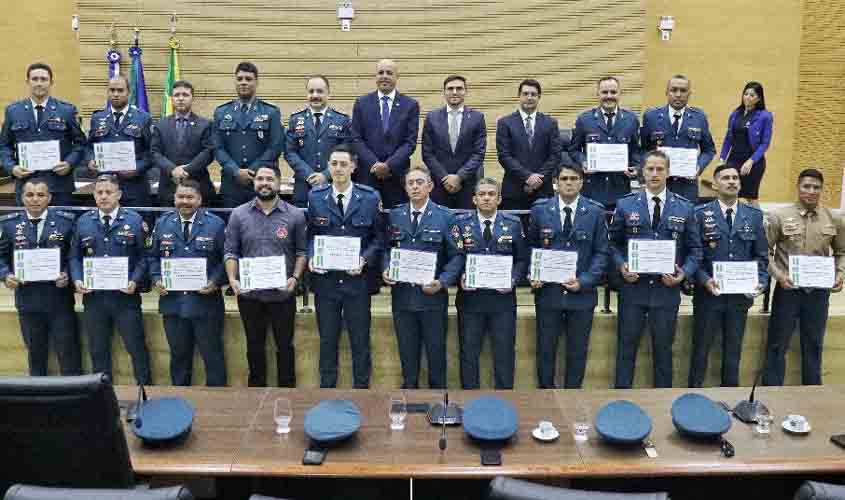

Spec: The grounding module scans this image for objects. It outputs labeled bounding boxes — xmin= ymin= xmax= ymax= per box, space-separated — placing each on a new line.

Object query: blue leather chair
xmin=488 ymin=477 xmax=670 ymax=500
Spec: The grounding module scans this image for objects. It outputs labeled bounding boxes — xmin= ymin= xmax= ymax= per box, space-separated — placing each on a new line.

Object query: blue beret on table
xmin=304 ymin=399 xmax=362 ymax=444
xmin=595 ymin=400 xmax=652 ymax=445
xmin=462 ymin=396 xmax=519 ymax=441
xmin=671 ymin=393 xmax=732 ymax=439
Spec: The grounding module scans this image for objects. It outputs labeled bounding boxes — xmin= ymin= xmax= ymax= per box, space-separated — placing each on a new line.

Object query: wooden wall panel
xmin=790 ymin=0 xmax=845 ymax=206
xmin=78 ymin=0 xmax=645 ymax=179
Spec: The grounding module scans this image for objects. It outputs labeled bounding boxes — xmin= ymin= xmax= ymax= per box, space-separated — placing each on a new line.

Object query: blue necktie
xmin=381 ymin=96 xmax=391 ymax=133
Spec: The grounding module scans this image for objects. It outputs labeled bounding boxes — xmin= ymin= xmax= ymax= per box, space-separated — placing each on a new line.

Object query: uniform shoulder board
xmin=693 ymin=203 xmax=709 ymax=212
xmin=0 ymin=212 xmax=21 ymax=222
xmin=355 ymin=183 xmax=375 ymax=193
xmin=741 ymin=201 xmax=762 ymax=213
xmin=531 ymin=197 xmax=550 ymax=207
xmin=84 ymin=209 xmax=99 ymax=218
xmin=91 ymin=108 xmax=107 ymax=116
xmin=645 ymin=105 xmax=662 ymax=114
xmin=312 ymin=184 xmax=331 ymax=193
xmin=500 ymin=212 xmax=521 ymax=222
xmin=257 ymin=99 xmax=279 ymax=109
xmin=688 ymin=106 xmax=705 ymax=115
xmin=160 ymin=209 xmax=177 ymax=219
xmin=672 ymin=193 xmax=691 ymax=204
xmin=329 ymin=107 xmax=349 ymax=117
xmin=290 ymin=107 xmax=308 ymax=115
xmin=454 ymin=211 xmax=473 ymax=221
xmin=55 ymin=210 xmax=76 ymax=221
xmin=620 ymin=192 xmax=639 ymax=200
xmin=215 ymin=100 xmax=236 ymax=110
xmin=584 ymin=197 xmax=607 ymax=211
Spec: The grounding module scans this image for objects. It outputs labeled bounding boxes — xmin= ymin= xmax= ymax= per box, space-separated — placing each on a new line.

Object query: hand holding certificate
xmin=83 ymin=257 xmax=129 ymax=290
xmin=628 ymin=239 xmax=676 ymax=274
xmin=14 ymin=248 xmax=60 ymax=282
xmin=712 ymin=261 xmax=759 ymax=294
xmin=161 ymin=258 xmax=207 ymax=291
xmin=529 ymin=249 xmax=578 ymax=284
xmin=659 ymin=146 xmax=699 ymax=178
xmin=312 ymin=236 xmax=361 ymax=271
xmin=239 ymin=256 xmax=287 ymax=291
xmin=465 ymin=254 xmax=512 ymax=290
xmin=17 ymin=140 xmax=60 ymax=172
xmin=587 ymin=143 xmax=629 ymax=173
xmin=388 ymin=248 xmax=436 ymax=285
xmin=789 ymin=255 xmax=835 ymax=289
xmin=94 ymin=141 xmax=136 ymax=172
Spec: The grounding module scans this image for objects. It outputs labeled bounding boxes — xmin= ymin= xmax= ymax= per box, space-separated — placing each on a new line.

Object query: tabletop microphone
xmin=439 ymin=392 xmax=448 ymax=451
xmin=733 ymin=349 xmax=772 ymax=424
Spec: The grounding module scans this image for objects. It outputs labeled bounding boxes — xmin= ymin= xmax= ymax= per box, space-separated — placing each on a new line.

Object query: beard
xmin=256 ymin=189 xmax=277 ymax=201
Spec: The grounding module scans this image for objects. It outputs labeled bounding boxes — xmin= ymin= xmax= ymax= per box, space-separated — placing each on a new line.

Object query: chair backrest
xmin=3 ymin=485 xmax=192 ymax=500
xmin=0 ymin=374 xmax=134 ymax=496
xmin=488 ymin=477 xmax=670 ymax=500
xmin=794 ymin=481 xmax=845 ymax=500
xmin=560 ymin=128 xmax=577 ymax=167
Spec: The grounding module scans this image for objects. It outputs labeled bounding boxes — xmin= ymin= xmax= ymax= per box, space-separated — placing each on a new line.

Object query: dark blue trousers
xmin=83 ymin=296 xmax=151 ymax=384
xmin=615 ymin=302 xmax=679 ymax=389
xmin=689 ymin=295 xmax=750 ymax=387
xmin=460 ymin=309 xmax=516 ymax=389
xmin=162 ymin=314 xmax=227 ymax=386
xmin=393 ymin=308 xmax=448 ymax=389
xmin=764 ymin=286 xmax=830 ymax=386
xmin=535 ymin=307 xmax=595 ymax=389
xmin=19 ymin=308 xmax=81 ymax=376
xmin=314 ymin=293 xmax=372 ymax=389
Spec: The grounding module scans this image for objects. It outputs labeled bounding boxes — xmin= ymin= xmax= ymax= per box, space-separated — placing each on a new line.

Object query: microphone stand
xmin=439 ymin=392 xmax=448 ymax=451
xmin=733 ymin=370 xmax=769 ymax=424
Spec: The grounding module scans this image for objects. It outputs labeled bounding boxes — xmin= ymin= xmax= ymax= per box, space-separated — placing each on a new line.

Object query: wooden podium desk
xmin=116 ymin=386 xmax=845 ymax=480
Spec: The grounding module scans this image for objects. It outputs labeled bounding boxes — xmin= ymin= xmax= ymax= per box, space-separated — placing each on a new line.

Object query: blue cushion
xmin=304 ymin=400 xmax=362 ymax=444
xmin=462 ymin=396 xmax=518 ymax=441
xmin=133 ymin=397 xmax=194 ymax=443
xmin=595 ymin=400 xmax=652 ymax=444
xmin=671 ymin=393 xmax=732 ymax=438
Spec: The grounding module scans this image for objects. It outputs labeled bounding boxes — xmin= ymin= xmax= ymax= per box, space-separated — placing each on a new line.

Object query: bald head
xmin=376 ymin=59 xmax=398 ymax=94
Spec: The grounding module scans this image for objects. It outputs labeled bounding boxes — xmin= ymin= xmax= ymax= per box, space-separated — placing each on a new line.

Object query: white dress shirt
xmin=646 ymin=189 xmax=667 ymax=225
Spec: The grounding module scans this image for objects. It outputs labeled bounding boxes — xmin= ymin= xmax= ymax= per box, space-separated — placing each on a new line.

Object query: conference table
xmin=116 ymin=385 xmax=845 ymax=481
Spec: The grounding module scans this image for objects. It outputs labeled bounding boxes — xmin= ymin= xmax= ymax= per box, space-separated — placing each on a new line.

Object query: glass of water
xmin=572 ymin=403 xmax=590 ymax=442
xmin=274 ymin=398 xmax=292 ymax=435
xmin=754 ymin=407 xmax=773 ymax=435
xmin=389 ymin=393 xmax=407 ymax=431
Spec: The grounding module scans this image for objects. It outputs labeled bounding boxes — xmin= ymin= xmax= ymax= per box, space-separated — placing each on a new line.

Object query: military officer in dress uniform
xmin=214 ymin=61 xmax=284 ymax=208
xmin=609 ymin=150 xmax=701 ymax=388
xmin=452 ymin=177 xmax=526 ymax=390
xmin=764 ymin=168 xmax=845 ymax=386
xmin=307 ymin=144 xmax=382 ymax=388
xmin=85 ymin=75 xmax=154 ymax=208
xmin=0 ymin=178 xmax=81 ymax=376
xmin=286 ymin=75 xmax=351 ymax=207
xmin=149 ymin=180 xmax=227 ymax=386
xmin=0 ymin=63 xmax=86 ymax=207
xmin=640 ymin=75 xmax=716 ymax=203
xmin=382 ymin=165 xmax=464 ymax=389
xmin=69 ymin=174 xmax=151 ymax=384
xmin=528 ymin=164 xmax=609 ymax=389
xmin=689 ymin=164 xmax=768 ymax=387
xmin=570 ymin=76 xmax=641 ymax=210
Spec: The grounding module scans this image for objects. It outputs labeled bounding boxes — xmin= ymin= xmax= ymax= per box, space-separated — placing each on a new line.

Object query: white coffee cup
xmin=538 ymin=420 xmax=555 ymax=436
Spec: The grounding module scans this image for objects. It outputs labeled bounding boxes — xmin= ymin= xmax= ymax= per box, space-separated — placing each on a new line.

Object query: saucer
xmin=782 ymin=419 xmax=811 ymax=435
xmin=532 ymin=427 xmax=560 ymax=442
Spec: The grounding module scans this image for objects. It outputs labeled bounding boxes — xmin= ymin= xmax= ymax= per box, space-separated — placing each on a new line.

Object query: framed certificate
xmin=313 ymin=236 xmax=361 ymax=271
xmin=388 ymin=248 xmax=437 ymax=285
xmin=587 ymin=143 xmax=628 ymax=172
xmin=529 ymin=249 xmax=578 ymax=284
xmin=465 ymin=254 xmax=512 ymax=290
xmin=17 ymin=140 xmax=60 ymax=172
xmin=789 ymin=255 xmax=834 ymax=289
xmin=239 ymin=255 xmax=287 ymax=291
xmin=713 ymin=261 xmax=758 ymax=294
xmin=83 ymin=257 xmax=129 ymax=290
xmin=660 ymin=146 xmax=698 ymax=178
xmin=94 ymin=141 xmax=136 ymax=172
xmin=14 ymin=248 xmax=60 ymax=282
xmin=161 ymin=258 xmax=207 ymax=291
xmin=628 ymin=239 xmax=676 ymax=274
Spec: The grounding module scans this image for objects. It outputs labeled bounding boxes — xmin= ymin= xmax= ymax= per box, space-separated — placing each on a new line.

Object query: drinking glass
xmin=572 ymin=403 xmax=590 ymax=442
xmin=274 ymin=398 xmax=293 ymax=434
xmin=389 ymin=393 xmax=407 ymax=431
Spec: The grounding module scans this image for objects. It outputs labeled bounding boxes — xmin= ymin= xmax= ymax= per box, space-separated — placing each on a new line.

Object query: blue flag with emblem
xmin=128 ymin=45 xmax=149 ymax=113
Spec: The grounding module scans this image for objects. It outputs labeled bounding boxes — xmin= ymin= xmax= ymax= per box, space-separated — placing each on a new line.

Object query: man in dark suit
xmin=350 ymin=59 xmax=420 ymax=208
xmin=421 ymin=75 xmax=486 ymax=209
xmin=496 ymin=79 xmax=562 ymax=210
xmin=151 ymin=80 xmax=216 ymax=207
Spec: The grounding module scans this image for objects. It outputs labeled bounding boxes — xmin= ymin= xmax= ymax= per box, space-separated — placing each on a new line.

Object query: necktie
xmin=30 ymin=218 xmax=42 ymax=246
xmin=448 ymin=110 xmax=460 ymax=152
xmin=672 ymin=112 xmax=682 ymax=137
xmin=525 ymin=115 xmax=534 ymax=146
xmin=652 ymin=197 xmax=661 ymax=229
xmin=240 ymin=103 xmax=249 ymax=114
xmin=605 ymin=111 xmax=615 ymax=131
xmin=411 ymin=210 xmax=421 ymax=233
xmin=337 ymin=193 xmax=345 ymax=217
xmin=563 ymin=206 xmax=573 ymax=235
xmin=381 ymin=96 xmax=391 ymax=132
xmin=725 ymin=208 xmax=734 ymax=232
xmin=314 ymin=112 xmax=323 ymax=131
xmin=113 ymin=111 xmax=123 ymax=128
xmin=183 ymin=220 xmax=191 ymax=241
xmin=103 ymin=214 xmax=112 ymax=231
xmin=176 ymin=117 xmax=188 ymax=143
xmin=483 ymin=220 xmax=493 ymax=243
xmin=35 ymin=105 xmax=44 ymax=128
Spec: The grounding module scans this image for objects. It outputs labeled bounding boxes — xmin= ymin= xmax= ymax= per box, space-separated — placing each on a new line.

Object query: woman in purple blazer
xmin=719 ymin=81 xmax=773 ymax=206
